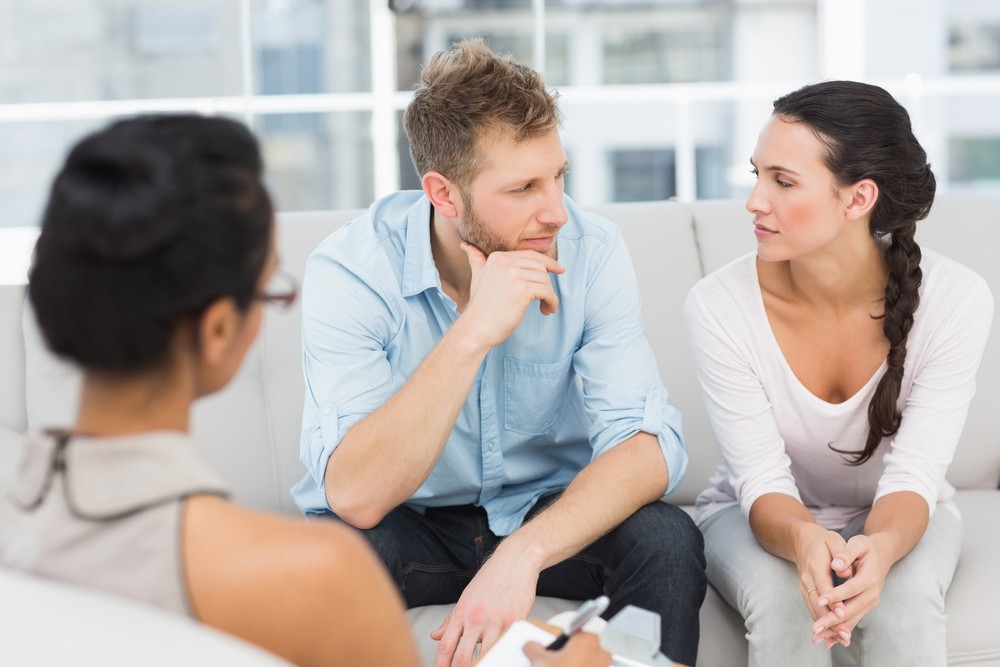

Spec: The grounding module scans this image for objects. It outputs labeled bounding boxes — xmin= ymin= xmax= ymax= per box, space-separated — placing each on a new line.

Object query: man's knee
xmin=616 ymin=502 xmax=706 ymax=567
xmin=359 ymin=519 xmax=401 ymax=550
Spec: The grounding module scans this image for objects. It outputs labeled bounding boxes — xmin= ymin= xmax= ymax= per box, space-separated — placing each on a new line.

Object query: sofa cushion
xmin=22 ymin=298 xmax=80 ymax=432
xmin=689 ymin=199 xmax=756 ymax=276
xmin=0 ymin=568 xmax=291 ymax=666
xmin=946 ymin=490 xmax=1000 ymax=664
xmin=0 ymin=286 xmax=27 ymax=433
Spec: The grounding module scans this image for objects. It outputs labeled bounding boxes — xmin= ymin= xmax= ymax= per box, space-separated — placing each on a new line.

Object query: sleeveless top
xmin=0 ymin=430 xmax=230 ymax=617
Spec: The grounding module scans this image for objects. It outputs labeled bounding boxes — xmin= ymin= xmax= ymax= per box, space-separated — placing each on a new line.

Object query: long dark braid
xmin=863 ymin=222 xmax=922 ymax=464
xmin=773 ymin=82 xmax=935 ymax=465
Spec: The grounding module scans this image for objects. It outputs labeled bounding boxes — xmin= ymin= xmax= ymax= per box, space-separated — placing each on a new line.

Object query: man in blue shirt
xmin=294 ymin=38 xmax=705 ymax=667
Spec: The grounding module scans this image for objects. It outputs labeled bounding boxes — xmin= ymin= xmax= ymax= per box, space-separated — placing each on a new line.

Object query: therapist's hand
xmin=430 ymin=543 xmax=539 ymax=667
xmin=524 ymin=633 xmax=612 ymax=667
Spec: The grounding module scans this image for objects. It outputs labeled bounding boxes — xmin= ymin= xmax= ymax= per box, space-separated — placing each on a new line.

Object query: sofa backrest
xmin=0 ymin=285 xmax=27 ymax=434
xmin=911 ymin=194 xmax=1000 ymax=489
xmin=588 ymin=201 xmax=718 ymax=503
xmin=12 ymin=195 xmax=1000 ymax=516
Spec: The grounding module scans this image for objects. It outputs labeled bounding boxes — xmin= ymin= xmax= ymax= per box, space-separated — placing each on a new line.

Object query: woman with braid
xmin=685 ymin=81 xmax=992 ymax=665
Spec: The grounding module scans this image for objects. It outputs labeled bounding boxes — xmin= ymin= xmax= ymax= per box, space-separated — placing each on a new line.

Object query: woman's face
xmin=746 ymin=115 xmax=851 ymax=263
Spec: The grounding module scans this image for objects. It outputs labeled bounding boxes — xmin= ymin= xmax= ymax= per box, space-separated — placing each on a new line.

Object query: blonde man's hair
xmin=403 ymin=38 xmax=562 ymax=189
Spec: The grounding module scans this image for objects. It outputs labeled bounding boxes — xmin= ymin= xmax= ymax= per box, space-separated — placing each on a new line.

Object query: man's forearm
xmin=495 ymin=432 xmax=669 ymax=572
xmin=324 ymin=319 xmax=490 ymax=528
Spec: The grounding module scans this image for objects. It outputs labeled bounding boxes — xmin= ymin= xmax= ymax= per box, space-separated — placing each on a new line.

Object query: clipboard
xmin=474 ymin=620 xmax=558 ymax=667
xmin=474 ymin=620 xmax=672 ymax=667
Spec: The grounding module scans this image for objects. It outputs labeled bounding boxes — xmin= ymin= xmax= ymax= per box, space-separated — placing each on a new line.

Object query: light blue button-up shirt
xmin=292 ymin=191 xmax=686 ymax=535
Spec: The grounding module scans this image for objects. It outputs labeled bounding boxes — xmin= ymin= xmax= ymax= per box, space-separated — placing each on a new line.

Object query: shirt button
xmin=321 ymin=406 xmax=332 ymax=416
xmin=488 ymin=442 xmax=496 ymax=451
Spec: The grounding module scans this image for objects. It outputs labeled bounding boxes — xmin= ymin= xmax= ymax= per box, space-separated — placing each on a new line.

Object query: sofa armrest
xmin=0 ymin=568 xmax=292 ymax=666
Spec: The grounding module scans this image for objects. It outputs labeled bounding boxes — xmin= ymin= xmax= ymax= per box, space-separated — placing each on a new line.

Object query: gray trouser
xmin=701 ymin=503 xmax=961 ymax=667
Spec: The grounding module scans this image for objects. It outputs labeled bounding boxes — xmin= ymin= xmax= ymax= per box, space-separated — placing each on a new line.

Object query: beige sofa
xmin=1 ymin=195 xmax=999 ymax=666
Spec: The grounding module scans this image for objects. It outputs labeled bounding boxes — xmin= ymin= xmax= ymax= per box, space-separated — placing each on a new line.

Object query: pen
xmin=546 ymin=595 xmax=610 ymax=651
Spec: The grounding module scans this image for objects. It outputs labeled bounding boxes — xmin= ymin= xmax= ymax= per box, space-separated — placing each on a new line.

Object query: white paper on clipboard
xmin=475 ymin=621 xmax=557 ymax=667
xmin=474 ymin=620 xmax=657 ymax=667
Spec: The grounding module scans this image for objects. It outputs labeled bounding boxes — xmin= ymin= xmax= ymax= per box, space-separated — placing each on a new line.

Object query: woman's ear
xmin=845 ymin=179 xmax=878 ymax=221
xmin=197 ymin=297 xmax=240 ymax=368
xmin=421 ymin=171 xmax=461 ymax=219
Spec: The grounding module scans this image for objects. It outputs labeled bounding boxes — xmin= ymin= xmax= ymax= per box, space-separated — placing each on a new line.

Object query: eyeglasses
xmin=254 ymin=267 xmax=298 ymax=309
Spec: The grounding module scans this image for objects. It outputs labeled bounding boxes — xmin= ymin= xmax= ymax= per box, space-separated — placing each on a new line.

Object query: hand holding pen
xmin=547 ymin=595 xmax=611 ymax=651
xmin=524 ymin=632 xmax=612 ymax=667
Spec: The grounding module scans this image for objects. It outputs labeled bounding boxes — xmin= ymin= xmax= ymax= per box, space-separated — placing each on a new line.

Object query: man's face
xmin=455 ymin=128 xmax=569 ymax=260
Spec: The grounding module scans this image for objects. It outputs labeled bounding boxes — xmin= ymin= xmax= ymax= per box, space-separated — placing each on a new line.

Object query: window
xmin=950 ymin=23 xmax=1000 ymax=73
xmin=604 ymin=26 xmax=727 ymax=84
xmin=132 ymin=6 xmax=217 ymax=55
xmin=440 ymin=32 xmax=571 ymax=86
xmin=2 ymin=0 xmax=1000 ymax=234
xmin=696 ymin=146 xmax=727 ymax=200
xmin=950 ymin=137 xmax=1000 ymax=186
xmin=610 ymin=149 xmax=676 ymax=202
xmin=259 ymin=47 xmax=324 ymax=134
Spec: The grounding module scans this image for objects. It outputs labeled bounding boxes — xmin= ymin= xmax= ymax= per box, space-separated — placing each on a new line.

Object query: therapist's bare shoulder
xmin=182 ymin=496 xmax=421 ymax=667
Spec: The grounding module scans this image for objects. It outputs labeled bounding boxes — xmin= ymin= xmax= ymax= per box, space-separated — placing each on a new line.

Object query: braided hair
xmin=773 ymin=81 xmax=935 ymax=465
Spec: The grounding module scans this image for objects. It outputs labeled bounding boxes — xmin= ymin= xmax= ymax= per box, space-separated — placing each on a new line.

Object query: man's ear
xmin=845 ymin=179 xmax=878 ymax=222
xmin=197 ymin=297 xmax=240 ymax=367
xmin=422 ymin=171 xmax=461 ymax=219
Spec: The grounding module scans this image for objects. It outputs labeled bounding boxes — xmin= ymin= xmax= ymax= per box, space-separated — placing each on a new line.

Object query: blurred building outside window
xmin=2 ymin=0 xmax=1000 ymax=284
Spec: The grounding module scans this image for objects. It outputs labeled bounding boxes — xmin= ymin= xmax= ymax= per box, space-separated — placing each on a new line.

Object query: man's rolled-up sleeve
xmin=299 ymin=246 xmax=401 ymax=497
xmin=572 ymin=230 xmax=687 ymax=494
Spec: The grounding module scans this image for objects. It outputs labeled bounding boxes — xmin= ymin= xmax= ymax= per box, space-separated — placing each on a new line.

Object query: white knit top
xmin=685 ymin=250 xmax=993 ymax=529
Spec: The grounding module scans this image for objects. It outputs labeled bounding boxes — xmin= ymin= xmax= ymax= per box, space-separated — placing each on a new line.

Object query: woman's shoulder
xmin=184 ymin=498 xmax=375 ymax=579
xmin=686 ymin=252 xmax=758 ymax=315
xmin=182 ymin=500 xmax=387 ymax=638
xmin=919 ymin=249 xmax=993 ymax=311
xmin=181 ymin=501 xmax=419 ymax=667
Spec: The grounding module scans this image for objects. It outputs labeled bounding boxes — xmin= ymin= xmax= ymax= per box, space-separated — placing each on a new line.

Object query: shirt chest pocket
xmin=503 ymin=355 xmax=575 ymax=436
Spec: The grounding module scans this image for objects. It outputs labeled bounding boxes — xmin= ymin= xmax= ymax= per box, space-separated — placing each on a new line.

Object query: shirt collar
xmin=400 ymin=193 xmax=443 ymax=297
xmin=14 ymin=431 xmax=231 ymax=520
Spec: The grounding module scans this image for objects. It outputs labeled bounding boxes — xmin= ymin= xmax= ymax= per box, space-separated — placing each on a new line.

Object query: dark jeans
xmin=324 ymin=498 xmax=707 ymax=666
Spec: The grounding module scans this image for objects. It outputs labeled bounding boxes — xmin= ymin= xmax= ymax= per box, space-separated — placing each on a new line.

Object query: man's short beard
xmin=457 ymin=188 xmax=558 ymax=260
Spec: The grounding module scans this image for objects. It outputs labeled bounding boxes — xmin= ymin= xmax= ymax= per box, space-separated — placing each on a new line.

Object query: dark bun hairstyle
xmin=773 ymin=81 xmax=935 ymax=465
xmin=29 ymin=114 xmax=273 ymax=374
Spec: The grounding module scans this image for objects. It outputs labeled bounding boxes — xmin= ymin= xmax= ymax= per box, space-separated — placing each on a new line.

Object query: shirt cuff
xmin=642 ymin=383 xmax=688 ymax=496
